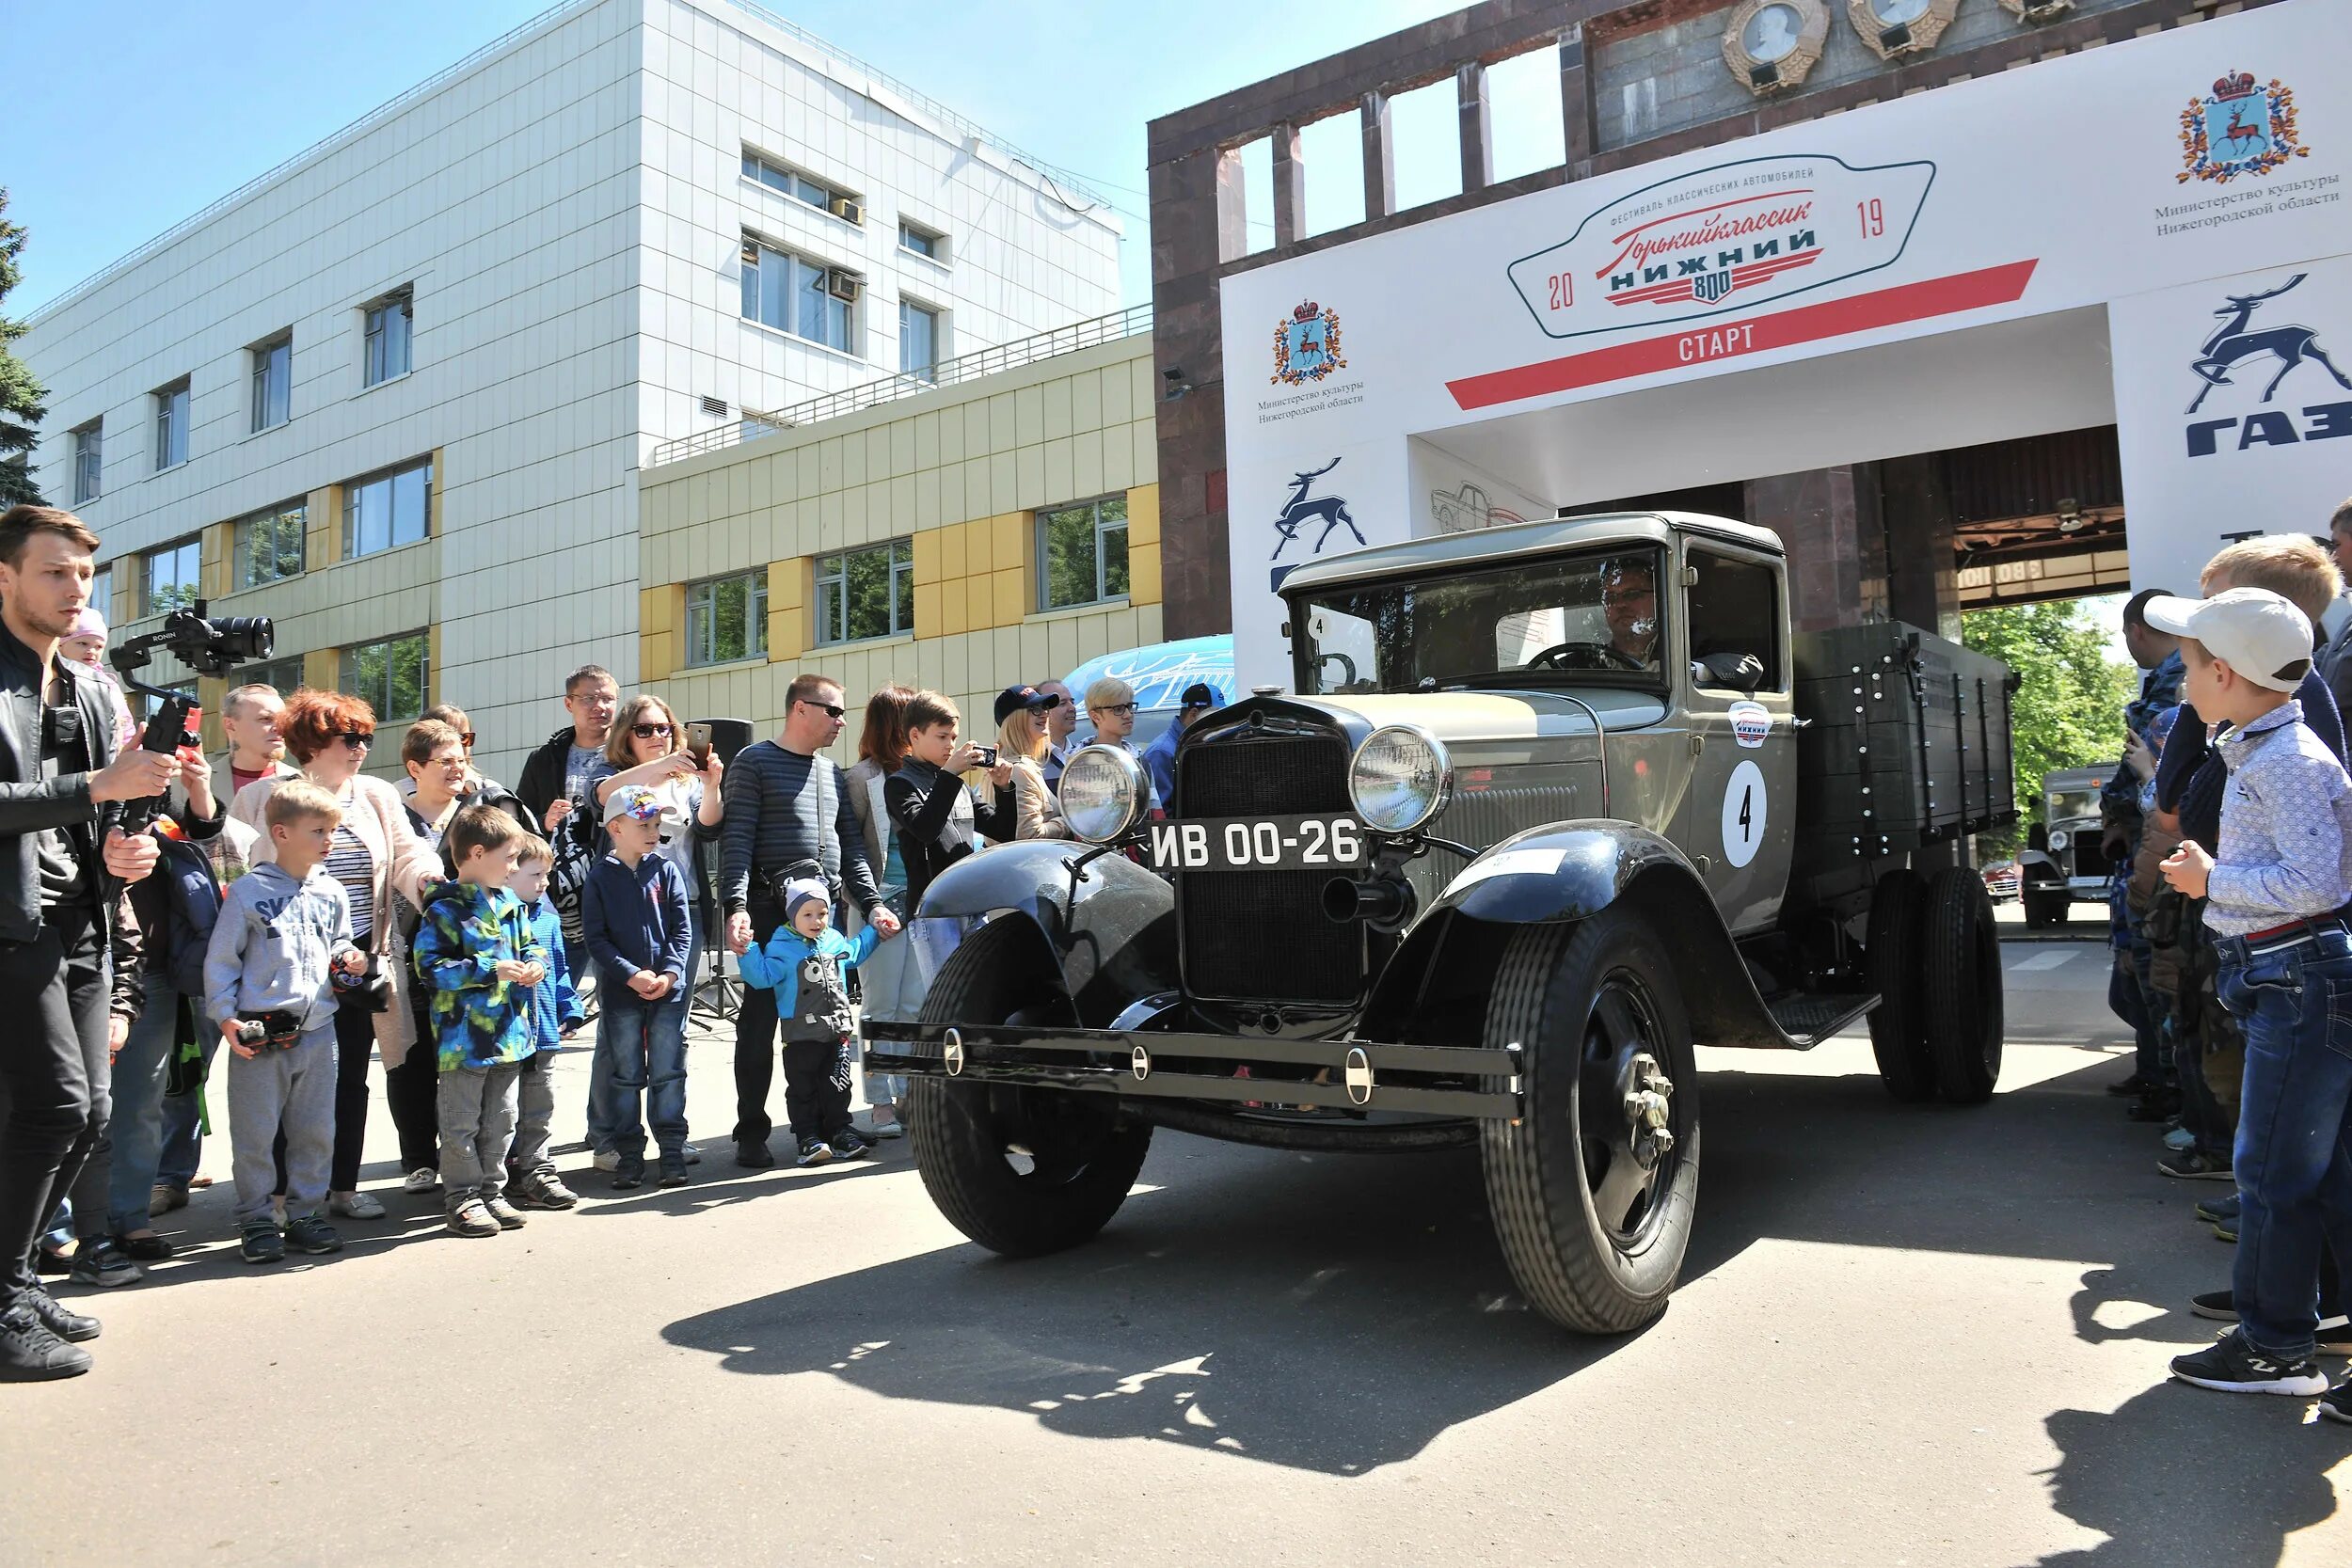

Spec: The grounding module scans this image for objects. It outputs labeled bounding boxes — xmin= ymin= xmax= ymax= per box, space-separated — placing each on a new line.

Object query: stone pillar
xmin=1361 ymin=89 xmax=1395 ymax=219
xmin=1457 ymin=63 xmax=1493 ymax=192
xmin=1150 ymin=148 xmax=1235 ymax=639
xmin=1558 ymin=24 xmax=1593 ymax=173
xmin=1745 ymin=466 xmax=1889 ymax=633
xmin=1271 ymin=124 xmax=1306 ymax=247
xmin=1215 ymin=146 xmax=1248 ymax=265
xmin=1878 ymin=452 xmax=1963 ymax=640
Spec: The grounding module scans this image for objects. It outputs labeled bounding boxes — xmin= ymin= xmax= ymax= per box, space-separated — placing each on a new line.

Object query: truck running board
xmin=1758 ymin=991 xmax=1880 ymax=1049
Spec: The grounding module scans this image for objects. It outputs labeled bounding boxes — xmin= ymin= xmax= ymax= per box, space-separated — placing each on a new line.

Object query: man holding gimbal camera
xmin=0 ymin=505 xmax=185 ymax=1381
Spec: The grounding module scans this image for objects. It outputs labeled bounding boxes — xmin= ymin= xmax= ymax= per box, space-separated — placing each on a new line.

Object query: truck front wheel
xmin=904 ymin=919 xmax=1153 ymax=1258
xmin=1923 ymin=866 xmax=2005 ymax=1104
xmin=1481 ymin=912 xmax=1699 ymax=1335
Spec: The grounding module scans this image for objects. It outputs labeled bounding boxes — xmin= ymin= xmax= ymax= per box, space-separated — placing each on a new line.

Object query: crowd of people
xmin=2095 ymin=503 xmax=2352 ymax=1425
xmin=0 ymin=494 xmax=1221 ymax=1382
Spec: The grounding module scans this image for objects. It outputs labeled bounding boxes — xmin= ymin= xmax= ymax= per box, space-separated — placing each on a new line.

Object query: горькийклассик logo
xmin=2178 ymin=71 xmax=2306 ymax=184
xmin=1271 ymin=300 xmax=1346 ymax=386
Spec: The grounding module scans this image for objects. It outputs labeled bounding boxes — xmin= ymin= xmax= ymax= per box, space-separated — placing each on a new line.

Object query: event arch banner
xmin=1219 ymin=0 xmax=2345 ymax=687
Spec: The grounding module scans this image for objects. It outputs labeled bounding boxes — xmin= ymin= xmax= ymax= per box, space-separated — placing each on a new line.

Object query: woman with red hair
xmin=230 ymin=689 xmax=441 ymax=1219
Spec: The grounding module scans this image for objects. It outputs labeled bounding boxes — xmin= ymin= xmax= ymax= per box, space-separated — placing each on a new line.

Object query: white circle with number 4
xmin=1721 ymin=760 xmax=1767 ymax=868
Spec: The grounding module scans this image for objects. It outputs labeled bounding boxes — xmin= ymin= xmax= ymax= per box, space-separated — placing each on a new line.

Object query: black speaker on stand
xmin=687 ymin=717 xmax=755 ymax=1026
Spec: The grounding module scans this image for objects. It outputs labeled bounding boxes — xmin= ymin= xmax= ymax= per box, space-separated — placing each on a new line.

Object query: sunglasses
xmin=1093 ymin=703 xmax=1138 ymax=718
xmin=631 ymin=722 xmax=675 ymax=739
xmin=338 ymin=731 xmax=374 ymax=750
xmin=455 ymin=732 xmax=477 ymax=749
xmin=799 ymin=700 xmax=847 ymax=721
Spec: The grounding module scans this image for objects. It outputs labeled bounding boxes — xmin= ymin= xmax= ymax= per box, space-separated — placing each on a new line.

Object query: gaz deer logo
xmin=2177 ymin=71 xmax=2306 ymax=185
xmin=1506 ymin=153 xmax=1933 ymax=341
xmin=2185 ymin=274 xmax=2350 ymax=415
xmin=1270 ymin=458 xmax=1361 ymax=561
xmin=1271 ymin=300 xmax=1346 ymax=386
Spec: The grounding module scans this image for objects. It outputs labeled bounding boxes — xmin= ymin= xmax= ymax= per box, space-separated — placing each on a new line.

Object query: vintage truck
xmin=864 ymin=512 xmax=2017 ymax=1335
xmin=2016 ymin=765 xmax=2114 ymax=927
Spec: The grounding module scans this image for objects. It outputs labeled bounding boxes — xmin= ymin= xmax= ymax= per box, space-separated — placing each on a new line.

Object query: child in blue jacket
xmin=582 ymin=786 xmax=694 ymax=1190
xmin=507 ymin=834 xmax=585 ymax=1209
xmin=739 ymin=878 xmax=889 ymax=1166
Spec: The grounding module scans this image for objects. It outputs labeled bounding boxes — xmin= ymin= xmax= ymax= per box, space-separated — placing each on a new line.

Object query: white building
xmin=21 ymin=0 xmax=1121 ymax=781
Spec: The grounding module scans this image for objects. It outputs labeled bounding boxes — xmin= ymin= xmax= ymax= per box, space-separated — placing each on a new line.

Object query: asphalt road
xmin=5 ymin=940 xmax=2347 ymax=1566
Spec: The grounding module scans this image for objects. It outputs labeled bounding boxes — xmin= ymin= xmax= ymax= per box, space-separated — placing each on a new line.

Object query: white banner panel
xmin=1219 ymin=0 xmax=2348 ymax=688
xmin=2114 ymin=255 xmax=2352 ymax=595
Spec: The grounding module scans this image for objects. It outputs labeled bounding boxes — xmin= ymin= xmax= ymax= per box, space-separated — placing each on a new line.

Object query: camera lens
xmin=215 ymin=616 xmax=274 ymax=660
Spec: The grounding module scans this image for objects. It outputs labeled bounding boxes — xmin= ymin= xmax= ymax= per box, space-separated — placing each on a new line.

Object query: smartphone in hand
xmin=687 ymin=721 xmax=713 ymax=767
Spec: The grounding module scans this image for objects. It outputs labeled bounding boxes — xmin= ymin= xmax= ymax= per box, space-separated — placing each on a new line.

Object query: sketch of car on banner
xmin=1429 ymin=482 xmax=1530 ymax=534
xmin=1064 ymin=634 xmax=1235 ymax=751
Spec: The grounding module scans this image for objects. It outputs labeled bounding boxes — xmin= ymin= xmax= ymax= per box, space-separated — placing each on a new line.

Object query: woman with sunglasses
xmin=229 ymin=689 xmax=441 ymax=1220
xmin=581 ymin=695 xmax=723 ymax=1167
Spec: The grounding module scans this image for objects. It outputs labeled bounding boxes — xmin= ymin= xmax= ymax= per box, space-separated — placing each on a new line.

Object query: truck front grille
xmin=1176 ymin=729 xmax=1360 ymax=1003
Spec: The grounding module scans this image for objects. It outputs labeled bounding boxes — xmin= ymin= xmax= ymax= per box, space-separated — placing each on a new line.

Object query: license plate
xmin=1145 ymin=814 xmax=1371 ymax=872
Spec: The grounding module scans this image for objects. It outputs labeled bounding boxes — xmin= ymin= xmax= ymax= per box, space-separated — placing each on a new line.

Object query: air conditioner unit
xmin=828 ymin=195 xmax=865 ymax=227
xmin=826 ymin=268 xmax=863 ymax=304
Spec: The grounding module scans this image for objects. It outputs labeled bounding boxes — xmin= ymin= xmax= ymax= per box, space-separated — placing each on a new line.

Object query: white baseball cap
xmin=2138 ymin=586 xmax=2313 ymax=692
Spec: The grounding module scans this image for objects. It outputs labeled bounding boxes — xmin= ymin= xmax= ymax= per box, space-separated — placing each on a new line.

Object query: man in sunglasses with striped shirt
xmin=719 ymin=673 xmax=898 ymax=1167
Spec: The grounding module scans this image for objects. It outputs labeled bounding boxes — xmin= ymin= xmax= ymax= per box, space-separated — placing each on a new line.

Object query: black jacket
xmin=884 ymin=759 xmax=1014 ymax=913
xmin=516 ymin=726 xmax=583 ymax=832
xmin=0 ymin=628 xmax=129 ymax=947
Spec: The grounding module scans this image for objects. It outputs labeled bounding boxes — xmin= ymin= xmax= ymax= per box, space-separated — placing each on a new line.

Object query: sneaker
xmin=403 ymin=1167 xmax=440 ymax=1195
xmin=591 ymin=1149 xmax=621 ymax=1173
xmin=33 ymin=1246 xmax=72 ymax=1277
xmin=148 ymin=1181 xmax=188 ymax=1216
xmin=830 ymin=1128 xmax=873 ymax=1161
xmin=112 ymin=1232 xmax=173 ymax=1263
xmin=0 ymin=1303 xmax=91 ymax=1382
xmin=328 ymin=1191 xmax=388 ymax=1220
xmin=2169 ymin=1328 xmax=2329 ymax=1396
xmin=2159 ymin=1148 xmax=2234 ymax=1180
xmin=2323 ymin=1381 xmax=2352 ymax=1426
xmin=2188 ymin=1291 xmax=2352 ymax=1352
xmin=482 ymin=1196 xmax=528 ymax=1230
xmin=2107 ymin=1072 xmax=2155 ymax=1098
xmin=682 ymin=1142 xmax=702 ymax=1166
xmin=2214 ymin=1214 xmax=2240 ymax=1243
xmin=2162 ymin=1125 xmax=2197 ymax=1152
xmin=508 ymin=1175 xmax=579 ymax=1211
xmin=857 ymin=1107 xmax=906 ymax=1140
xmin=796 ymin=1137 xmax=834 ymax=1168
xmin=735 ymin=1139 xmax=775 ymax=1169
xmin=445 ymin=1199 xmax=501 ymax=1238
xmin=283 ymin=1215 xmax=344 ymax=1255
xmin=612 ymin=1154 xmax=646 ymax=1191
xmin=240 ymin=1224 xmax=286 ymax=1265
xmin=2126 ymin=1092 xmax=2181 ymax=1124
xmin=24 ymin=1286 xmax=98 ymax=1343
xmin=2195 ymin=1193 xmax=2240 ymax=1225
xmin=68 ymin=1238 xmax=142 ymax=1290
xmin=658 ymin=1160 xmax=691 ymax=1189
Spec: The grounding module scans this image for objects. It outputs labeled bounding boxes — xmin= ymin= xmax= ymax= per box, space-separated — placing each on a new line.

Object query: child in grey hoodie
xmin=202 ymin=782 xmax=368 ymax=1265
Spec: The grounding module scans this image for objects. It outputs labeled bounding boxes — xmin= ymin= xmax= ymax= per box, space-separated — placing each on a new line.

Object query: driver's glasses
xmin=1601 ymin=587 xmax=1655 ymax=607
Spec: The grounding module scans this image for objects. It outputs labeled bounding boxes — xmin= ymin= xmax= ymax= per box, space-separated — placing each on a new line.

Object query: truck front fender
xmin=914 ymin=843 xmax=1176 ymax=1027
xmin=1369 ymin=822 xmax=1792 ymax=1052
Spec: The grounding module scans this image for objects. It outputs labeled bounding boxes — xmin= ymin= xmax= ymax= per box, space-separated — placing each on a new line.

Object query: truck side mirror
xmin=1694 ymin=651 xmax=1764 ymax=695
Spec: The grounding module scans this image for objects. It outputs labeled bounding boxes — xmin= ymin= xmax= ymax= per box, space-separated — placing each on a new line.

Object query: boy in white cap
xmin=2153 ymin=586 xmax=2352 ymax=1420
xmin=739 ymin=878 xmax=892 ymax=1166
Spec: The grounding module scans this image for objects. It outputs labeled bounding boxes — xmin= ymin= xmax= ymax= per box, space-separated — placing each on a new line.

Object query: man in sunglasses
xmin=719 ymin=673 xmax=898 ymax=1167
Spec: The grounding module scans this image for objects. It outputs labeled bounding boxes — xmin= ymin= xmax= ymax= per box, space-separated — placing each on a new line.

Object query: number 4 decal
xmin=1721 ymin=760 xmax=1767 ymax=869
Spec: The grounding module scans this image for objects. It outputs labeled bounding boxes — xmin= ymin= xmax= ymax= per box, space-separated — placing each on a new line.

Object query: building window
xmin=342 ymin=457 xmax=431 ymax=559
xmin=71 ymin=421 xmax=102 ymax=503
xmin=230 ymin=654 xmax=305 ymax=698
xmin=250 ymin=334 xmax=292 ymax=432
xmin=1038 ymin=497 xmax=1129 ymax=611
xmin=899 ymin=300 xmax=940 ymax=381
xmin=363 ymin=290 xmax=413 ymax=386
xmin=142 ymin=536 xmax=203 ymax=617
xmin=234 ymin=500 xmax=307 ymax=590
xmin=739 ymin=238 xmax=855 ymax=354
xmin=89 ymin=565 xmax=111 ymax=626
xmin=898 ymin=220 xmax=942 ymax=260
xmin=153 ymin=380 xmax=190 ymax=470
xmin=684 ymin=571 xmax=769 ymax=668
xmin=741 ymin=150 xmax=859 ymax=218
xmin=340 ymin=630 xmax=429 ymax=723
xmin=815 ymin=540 xmax=914 ymax=646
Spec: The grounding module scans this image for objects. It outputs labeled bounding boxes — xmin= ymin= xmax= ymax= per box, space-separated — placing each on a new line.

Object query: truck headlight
xmin=1058 ymin=744 xmax=1149 ymax=844
xmin=2047 ymin=829 xmax=2071 ymax=852
xmin=1348 ymin=725 xmax=1453 ymax=834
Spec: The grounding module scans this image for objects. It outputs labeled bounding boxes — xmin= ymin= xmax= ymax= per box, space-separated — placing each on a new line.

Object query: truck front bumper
xmin=861 ymin=1020 xmax=1522 ymax=1120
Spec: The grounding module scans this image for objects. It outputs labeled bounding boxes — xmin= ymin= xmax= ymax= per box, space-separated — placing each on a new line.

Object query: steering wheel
xmin=1525 ymin=640 xmax=1645 ymax=673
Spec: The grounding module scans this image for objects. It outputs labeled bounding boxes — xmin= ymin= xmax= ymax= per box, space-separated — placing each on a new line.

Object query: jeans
xmin=597 ymin=982 xmax=690 ymax=1161
xmin=157 ymin=1029 xmax=219 ymax=1187
xmin=2215 ymin=926 xmax=2352 ymax=1361
xmin=0 ymin=906 xmax=107 ymax=1311
xmin=229 ymin=1025 xmax=336 ymax=1228
xmin=437 ymin=1062 xmax=521 ymax=1205
xmin=106 ymin=973 xmax=183 ymax=1235
xmin=589 ymin=930 xmax=696 ymax=1154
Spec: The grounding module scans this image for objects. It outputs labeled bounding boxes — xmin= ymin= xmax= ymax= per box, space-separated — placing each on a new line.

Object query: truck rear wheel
xmin=1865 ymin=869 xmax=1937 ymax=1102
xmin=1481 ymin=911 xmax=1699 ymax=1335
xmin=1922 ymin=866 xmax=2004 ymax=1104
xmin=905 ymin=919 xmax=1152 ymax=1258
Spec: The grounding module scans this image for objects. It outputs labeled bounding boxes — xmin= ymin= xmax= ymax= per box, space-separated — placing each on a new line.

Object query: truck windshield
xmin=1295 ymin=547 xmax=1666 ymax=694
xmin=2046 ymin=787 xmax=2100 ymax=824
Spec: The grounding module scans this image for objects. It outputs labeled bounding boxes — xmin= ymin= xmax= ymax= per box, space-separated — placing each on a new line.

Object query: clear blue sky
xmin=2 ymin=0 xmax=1514 ymax=317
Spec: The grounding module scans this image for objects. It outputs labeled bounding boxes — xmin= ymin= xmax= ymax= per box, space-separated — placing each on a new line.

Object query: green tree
xmin=0 ymin=189 xmax=46 ymax=507
xmin=1963 ymin=599 xmax=2137 ymax=854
